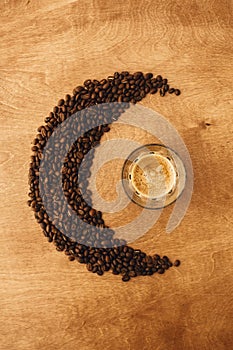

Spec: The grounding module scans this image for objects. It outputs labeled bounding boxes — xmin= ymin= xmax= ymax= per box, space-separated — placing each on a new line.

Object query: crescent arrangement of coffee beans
xmin=28 ymin=71 xmax=181 ymax=282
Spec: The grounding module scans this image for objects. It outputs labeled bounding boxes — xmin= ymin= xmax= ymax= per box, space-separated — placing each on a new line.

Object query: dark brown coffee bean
xmin=160 ymin=89 xmax=165 ymax=97
xmin=168 ymin=88 xmax=175 ymax=94
xmin=89 ymin=208 xmax=96 ymax=217
xmin=140 ymin=90 xmax=146 ymax=98
xmin=129 ymin=271 xmax=136 ymax=277
xmin=122 ymin=274 xmax=130 ymax=282
xmin=84 ymin=79 xmax=92 ymax=86
xmin=145 ymin=73 xmax=153 ymax=80
xmin=77 ymin=151 xmax=84 ymax=160
xmin=81 ymin=93 xmax=91 ymax=100
xmin=111 ymin=86 xmax=118 ymax=93
xmin=100 ymin=79 xmax=107 ymax=85
xmin=174 ymin=260 xmax=181 ymax=267
xmin=162 ymin=264 xmax=168 ymax=270
xmin=150 ymin=87 xmax=158 ymax=94
xmin=175 ymin=89 xmax=181 ymax=96
xmin=133 ymin=71 xmax=143 ymax=78
xmin=31 ymin=146 xmax=38 ymax=152
xmin=156 ymin=75 xmax=162 ymax=82
xmin=58 ymin=99 xmax=64 ymax=106
xmin=103 ymin=82 xmax=110 ymax=89
xmin=92 ymin=266 xmax=98 ymax=273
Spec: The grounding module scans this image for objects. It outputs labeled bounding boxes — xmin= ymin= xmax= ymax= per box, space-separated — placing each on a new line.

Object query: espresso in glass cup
xmin=122 ymin=144 xmax=186 ymax=209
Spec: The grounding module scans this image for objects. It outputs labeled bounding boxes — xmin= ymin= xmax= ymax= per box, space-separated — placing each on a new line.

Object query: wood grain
xmin=0 ymin=1 xmax=233 ymax=349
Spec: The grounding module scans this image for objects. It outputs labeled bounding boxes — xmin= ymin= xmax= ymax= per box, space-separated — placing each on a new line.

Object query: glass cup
xmin=121 ymin=144 xmax=186 ymax=209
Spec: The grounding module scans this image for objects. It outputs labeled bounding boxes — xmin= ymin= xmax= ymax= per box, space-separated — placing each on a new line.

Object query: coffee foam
xmin=130 ymin=154 xmax=176 ymax=199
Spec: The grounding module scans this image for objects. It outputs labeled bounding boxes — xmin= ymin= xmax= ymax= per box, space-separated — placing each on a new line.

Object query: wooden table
xmin=1 ymin=1 xmax=232 ymax=349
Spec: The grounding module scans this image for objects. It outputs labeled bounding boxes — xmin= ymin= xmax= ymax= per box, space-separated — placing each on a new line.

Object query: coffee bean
xmin=160 ymin=89 xmax=165 ymax=97
xmin=155 ymin=75 xmax=162 ymax=82
xmin=58 ymin=99 xmax=64 ymax=106
xmin=133 ymin=72 xmax=143 ymax=78
xmin=86 ymin=263 xmax=93 ymax=271
xmin=175 ymin=89 xmax=181 ymax=96
xmin=77 ymin=152 xmax=84 ymax=160
xmin=168 ymin=88 xmax=175 ymax=94
xmin=129 ymin=271 xmax=136 ymax=277
xmin=150 ymin=87 xmax=158 ymax=94
xmin=89 ymin=208 xmax=96 ymax=217
xmin=174 ymin=260 xmax=181 ymax=267
xmin=145 ymin=73 xmax=153 ymax=80
xmin=81 ymin=93 xmax=91 ymax=100
xmin=122 ymin=274 xmax=130 ymax=282
xmin=92 ymin=266 xmax=98 ymax=273
xmin=84 ymin=79 xmax=92 ymax=86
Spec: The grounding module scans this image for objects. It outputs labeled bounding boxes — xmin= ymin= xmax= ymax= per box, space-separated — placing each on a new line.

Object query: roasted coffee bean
xmin=81 ymin=93 xmax=91 ymax=100
xmin=89 ymin=208 xmax=96 ymax=217
xmin=133 ymin=71 xmax=143 ymax=78
xmin=173 ymin=260 xmax=181 ymax=267
xmin=84 ymin=79 xmax=92 ymax=87
xmin=168 ymin=88 xmax=175 ymax=94
xmin=145 ymin=72 xmax=153 ymax=80
xmin=150 ymin=87 xmax=158 ymax=94
xmin=129 ymin=271 xmax=136 ymax=277
xmin=160 ymin=89 xmax=165 ymax=97
xmin=58 ymin=99 xmax=64 ymax=106
xmin=86 ymin=263 xmax=93 ymax=271
xmin=92 ymin=266 xmax=98 ymax=273
xmin=155 ymin=75 xmax=162 ymax=82
xmin=122 ymin=274 xmax=130 ymax=282
xmin=175 ymin=89 xmax=181 ymax=96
